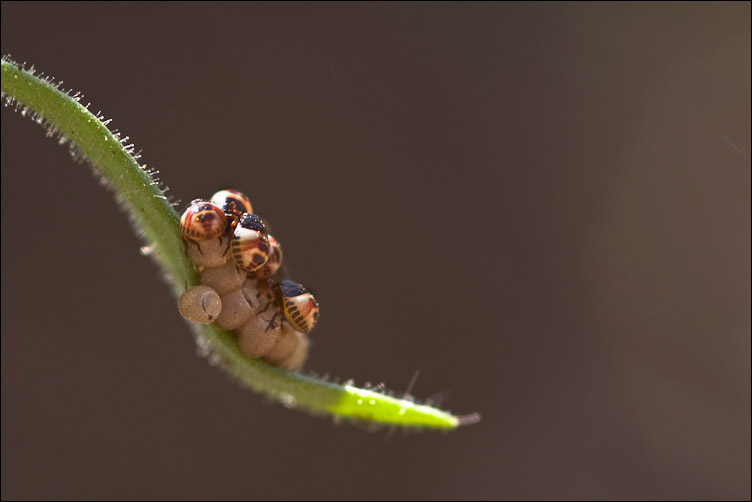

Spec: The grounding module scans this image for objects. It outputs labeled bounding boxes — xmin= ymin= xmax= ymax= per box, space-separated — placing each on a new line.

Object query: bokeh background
xmin=2 ymin=2 xmax=749 ymax=500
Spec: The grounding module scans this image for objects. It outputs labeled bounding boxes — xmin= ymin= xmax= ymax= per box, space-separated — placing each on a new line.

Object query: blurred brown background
xmin=1 ymin=2 xmax=749 ymax=500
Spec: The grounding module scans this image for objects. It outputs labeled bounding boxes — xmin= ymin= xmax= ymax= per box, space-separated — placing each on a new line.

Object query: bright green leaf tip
xmin=1 ymin=57 xmax=479 ymax=431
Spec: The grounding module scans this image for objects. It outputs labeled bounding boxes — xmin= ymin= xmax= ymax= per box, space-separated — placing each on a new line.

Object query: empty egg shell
xmin=199 ymin=259 xmax=246 ymax=295
xmin=215 ymin=288 xmax=254 ymax=330
xmin=237 ymin=314 xmax=282 ymax=358
xmin=277 ymin=331 xmax=309 ymax=372
xmin=178 ymin=285 xmax=222 ymax=324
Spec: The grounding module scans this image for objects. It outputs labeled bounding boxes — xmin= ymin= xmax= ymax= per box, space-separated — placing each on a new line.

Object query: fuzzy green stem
xmin=1 ymin=58 xmax=476 ymax=430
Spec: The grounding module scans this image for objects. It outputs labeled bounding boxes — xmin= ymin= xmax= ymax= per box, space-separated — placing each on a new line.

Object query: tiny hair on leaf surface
xmin=0 ymin=56 xmax=480 ymax=431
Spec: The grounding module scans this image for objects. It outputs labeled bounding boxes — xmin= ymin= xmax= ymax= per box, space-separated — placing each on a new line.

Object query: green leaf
xmin=1 ymin=57 xmax=479 ymax=431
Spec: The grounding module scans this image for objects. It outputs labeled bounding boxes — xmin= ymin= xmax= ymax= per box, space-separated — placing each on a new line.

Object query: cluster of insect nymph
xmin=177 ymin=189 xmax=319 ymax=372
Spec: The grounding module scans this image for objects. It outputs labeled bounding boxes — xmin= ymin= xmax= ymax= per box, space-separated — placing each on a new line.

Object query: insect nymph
xmin=177 ymin=190 xmax=319 ymax=371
